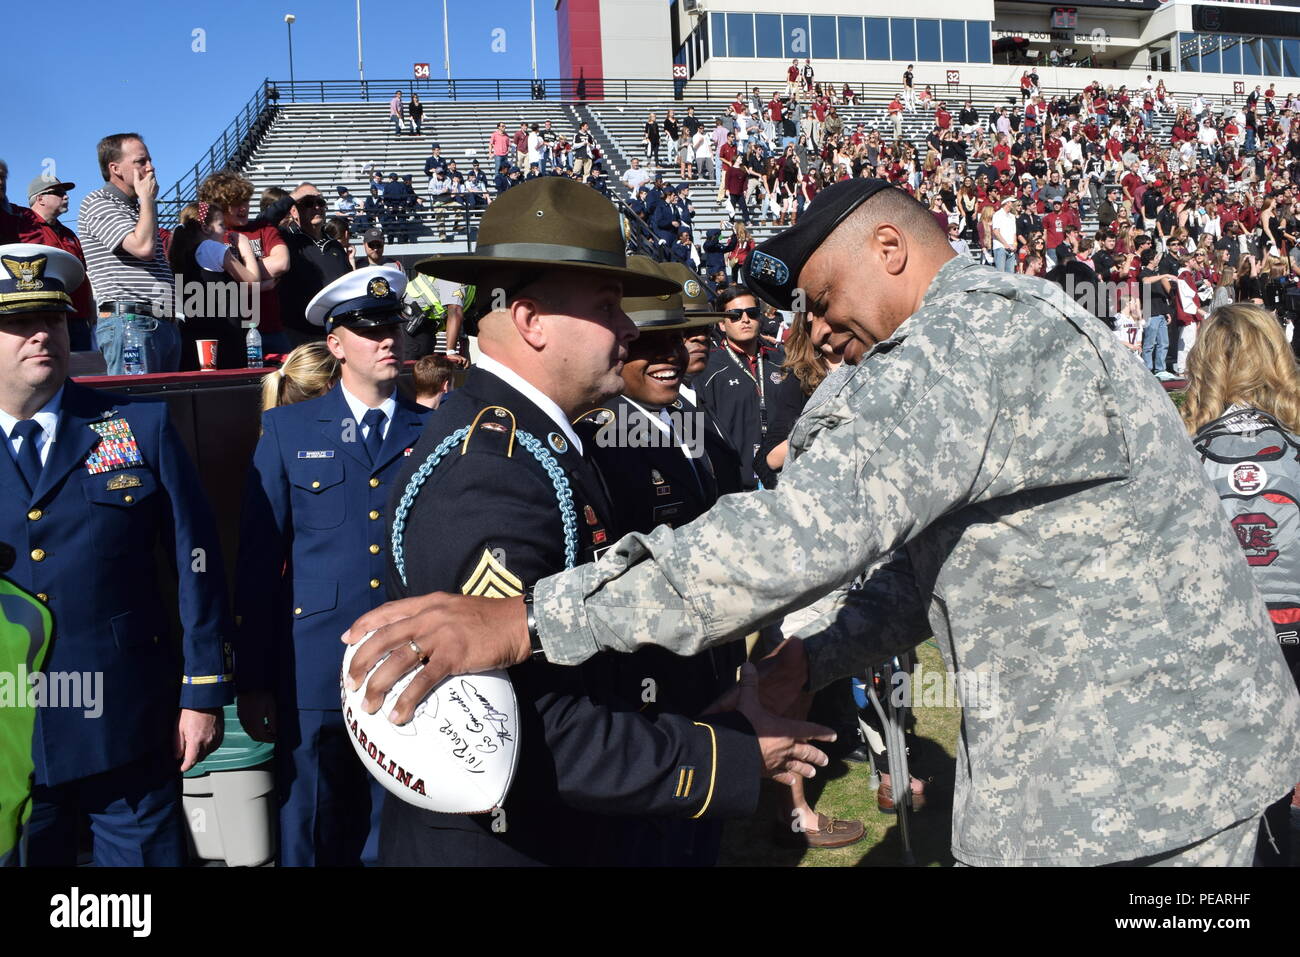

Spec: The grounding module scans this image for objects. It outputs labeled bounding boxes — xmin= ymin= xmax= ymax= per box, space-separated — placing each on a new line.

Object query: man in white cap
xmin=234 ymin=265 xmax=430 ymax=866
xmin=0 ymin=244 xmax=231 ymax=864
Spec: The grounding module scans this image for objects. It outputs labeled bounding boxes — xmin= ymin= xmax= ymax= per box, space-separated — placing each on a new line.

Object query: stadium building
xmin=550 ymin=0 xmax=1300 ymax=97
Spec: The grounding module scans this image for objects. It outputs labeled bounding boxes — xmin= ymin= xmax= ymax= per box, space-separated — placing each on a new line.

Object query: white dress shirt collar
xmin=0 ymin=385 xmax=65 ymax=466
xmin=338 ymin=383 xmax=397 ymax=441
xmin=476 ymin=354 xmax=583 ymax=456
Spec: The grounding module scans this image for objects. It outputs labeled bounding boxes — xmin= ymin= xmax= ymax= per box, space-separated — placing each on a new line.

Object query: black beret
xmin=743 ymin=178 xmax=896 ymax=311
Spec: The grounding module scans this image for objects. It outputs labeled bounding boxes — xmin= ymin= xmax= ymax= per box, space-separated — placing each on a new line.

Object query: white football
xmin=341 ymin=632 xmax=521 ymax=814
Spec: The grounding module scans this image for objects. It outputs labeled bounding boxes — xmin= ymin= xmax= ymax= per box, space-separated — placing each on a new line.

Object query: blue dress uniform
xmin=679 ymin=385 xmax=746 ymax=496
xmin=651 ymin=193 xmax=682 ymax=245
xmin=2 ymin=381 xmax=234 ymax=865
xmin=380 ymin=364 xmax=760 ymax=866
xmin=234 ymin=269 xmax=429 ymax=866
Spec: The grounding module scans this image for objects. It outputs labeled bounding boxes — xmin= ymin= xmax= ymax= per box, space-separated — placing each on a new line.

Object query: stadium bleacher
xmin=227 ymin=80 xmax=1181 ymax=251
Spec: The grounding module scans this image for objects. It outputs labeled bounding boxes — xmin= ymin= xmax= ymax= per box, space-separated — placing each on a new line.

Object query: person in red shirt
xmin=786 ymin=60 xmax=799 ymax=96
xmin=1058 ymin=192 xmax=1082 ymax=235
xmin=1121 ymin=163 xmax=1145 ymax=207
xmin=19 ymin=174 xmax=95 ymax=350
xmin=992 ymin=136 xmax=1013 ymax=175
xmin=197 ymin=170 xmax=291 ymax=353
xmin=768 ymin=95 xmax=784 ymax=128
xmin=1042 ymin=199 xmax=1067 ymax=254
xmin=994 ymin=169 xmax=1017 ymax=203
xmin=1240 ymin=197 xmax=1261 ymax=233
xmin=810 ymin=96 xmax=829 ymax=147
xmin=887 ymin=95 xmax=905 ymax=142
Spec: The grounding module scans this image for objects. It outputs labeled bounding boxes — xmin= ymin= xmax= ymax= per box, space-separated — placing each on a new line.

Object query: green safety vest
xmin=406 ymin=275 xmax=475 ymax=330
xmin=0 ymin=577 xmax=52 ymax=866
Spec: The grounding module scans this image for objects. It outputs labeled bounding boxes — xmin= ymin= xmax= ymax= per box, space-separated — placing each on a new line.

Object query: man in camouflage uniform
xmin=348 ymin=179 xmax=1300 ymax=865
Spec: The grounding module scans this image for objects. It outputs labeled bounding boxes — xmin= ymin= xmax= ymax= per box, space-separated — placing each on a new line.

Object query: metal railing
xmin=158 ymin=81 xmax=277 ymax=227
xmin=265 ymin=75 xmax=1245 ymax=108
xmin=339 ymin=184 xmax=665 ymax=261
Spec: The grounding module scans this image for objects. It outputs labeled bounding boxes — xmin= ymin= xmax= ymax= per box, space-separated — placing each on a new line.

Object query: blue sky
xmin=1 ymin=0 xmax=561 ymax=227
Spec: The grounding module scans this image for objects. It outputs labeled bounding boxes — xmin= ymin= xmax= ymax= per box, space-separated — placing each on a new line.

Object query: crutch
xmin=864 ymin=656 xmax=916 ymax=866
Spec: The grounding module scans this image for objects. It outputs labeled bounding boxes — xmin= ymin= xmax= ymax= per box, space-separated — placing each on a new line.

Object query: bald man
xmin=349 ymin=179 xmax=1300 ymax=867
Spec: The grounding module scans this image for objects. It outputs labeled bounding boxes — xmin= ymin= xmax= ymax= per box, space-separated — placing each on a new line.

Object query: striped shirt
xmin=78 ymin=183 xmax=174 ymax=311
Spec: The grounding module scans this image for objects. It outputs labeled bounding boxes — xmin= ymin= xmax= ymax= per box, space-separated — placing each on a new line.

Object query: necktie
xmin=361 ymin=408 xmax=387 ymax=465
xmin=661 ymin=408 xmax=704 ymax=499
xmin=10 ymin=419 xmax=43 ymax=494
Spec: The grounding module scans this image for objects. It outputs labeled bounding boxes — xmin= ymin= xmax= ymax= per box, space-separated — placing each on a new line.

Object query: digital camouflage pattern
xmin=534 ymin=254 xmax=1300 ymax=865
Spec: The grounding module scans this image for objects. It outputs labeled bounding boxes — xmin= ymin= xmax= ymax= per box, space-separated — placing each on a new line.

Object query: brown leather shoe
xmin=877 ymin=775 xmax=928 ymax=814
xmin=800 ymin=813 xmax=866 ymax=849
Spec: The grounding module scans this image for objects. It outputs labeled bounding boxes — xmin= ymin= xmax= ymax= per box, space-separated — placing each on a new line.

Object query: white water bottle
xmin=245 ymin=321 xmax=264 ymax=368
xmin=121 ymin=320 xmax=145 ymax=375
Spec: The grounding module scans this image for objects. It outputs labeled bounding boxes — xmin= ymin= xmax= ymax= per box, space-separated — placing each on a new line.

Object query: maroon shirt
xmin=223 ymin=221 xmax=286 ymax=333
xmin=18 ymin=211 xmax=94 ymax=319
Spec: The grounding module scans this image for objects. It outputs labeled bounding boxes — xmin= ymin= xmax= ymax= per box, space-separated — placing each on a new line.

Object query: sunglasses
xmin=728 ymin=306 xmax=763 ymax=319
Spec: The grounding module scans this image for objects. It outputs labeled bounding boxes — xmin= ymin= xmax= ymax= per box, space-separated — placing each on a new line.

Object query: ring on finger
xmin=408 ymin=639 xmax=429 ymax=665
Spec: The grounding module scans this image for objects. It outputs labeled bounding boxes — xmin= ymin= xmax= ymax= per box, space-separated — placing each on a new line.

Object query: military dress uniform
xmin=0 ymin=245 xmax=234 ymax=866
xmin=234 ymin=268 xmax=429 ymax=866
xmin=379 ymin=178 xmax=759 ymax=866
xmin=571 ymin=260 xmax=749 ymax=865
xmin=527 ymin=179 xmax=1300 ymax=866
xmin=678 ymin=382 xmax=746 ymax=496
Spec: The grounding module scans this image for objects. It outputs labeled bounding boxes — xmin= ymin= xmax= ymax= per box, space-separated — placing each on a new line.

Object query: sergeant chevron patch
xmin=461 ymin=549 xmax=524 ymax=598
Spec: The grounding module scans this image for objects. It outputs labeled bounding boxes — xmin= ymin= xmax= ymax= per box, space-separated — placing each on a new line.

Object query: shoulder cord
xmin=390 ymin=427 xmax=579 ymax=587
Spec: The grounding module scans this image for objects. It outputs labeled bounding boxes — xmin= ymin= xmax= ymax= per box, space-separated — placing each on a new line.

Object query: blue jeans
xmin=1143 ymin=315 xmax=1169 ymax=372
xmin=97 ymin=312 xmax=182 ymax=375
xmin=993 ymin=246 xmax=1015 ymax=273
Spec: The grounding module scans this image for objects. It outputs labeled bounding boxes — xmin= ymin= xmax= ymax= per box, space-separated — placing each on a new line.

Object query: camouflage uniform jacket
xmin=534 ymin=254 xmax=1300 ymax=864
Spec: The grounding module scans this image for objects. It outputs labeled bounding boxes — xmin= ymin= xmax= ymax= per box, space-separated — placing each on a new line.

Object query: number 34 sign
xmin=414 ymin=62 xmax=431 ymax=79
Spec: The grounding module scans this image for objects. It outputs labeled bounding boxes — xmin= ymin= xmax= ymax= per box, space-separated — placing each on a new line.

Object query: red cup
xmin=197 ymin=340 xmax=219 ymax=370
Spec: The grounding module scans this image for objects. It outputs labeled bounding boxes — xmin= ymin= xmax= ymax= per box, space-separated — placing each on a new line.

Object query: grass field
xmin=718 ymin=641 xmax=962 ymax=867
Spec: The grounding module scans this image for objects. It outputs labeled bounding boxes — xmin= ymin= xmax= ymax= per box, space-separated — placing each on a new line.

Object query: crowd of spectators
xmin=11 ymin=71 xmax=1300 ymax=383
